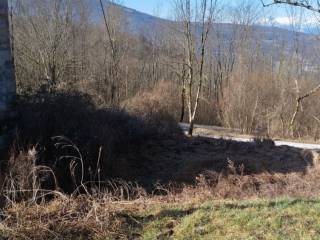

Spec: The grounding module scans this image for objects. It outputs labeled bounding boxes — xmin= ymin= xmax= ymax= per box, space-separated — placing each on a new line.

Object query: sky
xmin=121 ymin=0 xmax=319 ymax=27
xmin=122 ymin=0 xmax=173 ymax=18
xmin=122 ymin=0 xmax=282 ymax=17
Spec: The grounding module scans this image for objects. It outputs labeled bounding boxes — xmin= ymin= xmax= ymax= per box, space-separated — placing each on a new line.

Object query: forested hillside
xmin=12 ymin=0 xmax=320 ymax=138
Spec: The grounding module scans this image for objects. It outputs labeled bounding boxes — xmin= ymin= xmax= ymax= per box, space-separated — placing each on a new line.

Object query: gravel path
xmin=180 ymin=123 xmax=320 ymax=150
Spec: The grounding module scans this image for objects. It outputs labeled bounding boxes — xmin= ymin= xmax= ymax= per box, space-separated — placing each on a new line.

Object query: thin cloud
xmin=259 ymin=15 xmax=320 ymax=26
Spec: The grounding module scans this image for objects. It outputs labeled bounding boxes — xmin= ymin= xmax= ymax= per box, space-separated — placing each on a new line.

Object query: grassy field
xmin=141 ymin=198 xmax=320 ymax=240
xmin=2 ymin=196 xmax=320 ymax=239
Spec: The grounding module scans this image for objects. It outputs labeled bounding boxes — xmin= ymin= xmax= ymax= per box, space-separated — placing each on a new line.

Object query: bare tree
xmin=175 ymin=0 xmax=216 ymax=135
xmin=0 ymin=0 xmax=16 ymax=151
xmin=99 ymin=0 xmax=128 ymax=105
xmin=14 ymin=0 xmax=76 ymax=92
xmin=262 ymin=0 xmax=320 ymax=131
xmin=5 ymin=0 xmax=320 ymax=140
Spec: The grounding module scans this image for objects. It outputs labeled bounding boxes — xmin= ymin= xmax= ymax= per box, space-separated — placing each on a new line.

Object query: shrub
xmin=14 ymin=90 xmax=183 ymax=193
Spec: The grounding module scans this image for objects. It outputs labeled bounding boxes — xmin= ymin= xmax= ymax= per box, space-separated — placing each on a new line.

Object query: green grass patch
xmin=141 ymin=199 xmax=320 ymax=240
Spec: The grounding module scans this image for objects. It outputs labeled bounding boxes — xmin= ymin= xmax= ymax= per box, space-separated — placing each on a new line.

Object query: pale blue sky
xmin=121 ymin=0 xmax=317 ymax=26
xmin=122 ymin=0 xmax=280 ymax=17
xmin=122 ymin=0 xmax=173 ymax=18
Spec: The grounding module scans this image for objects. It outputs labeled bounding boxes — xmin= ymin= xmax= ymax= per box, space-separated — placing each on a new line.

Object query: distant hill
xmin=90 ymin=1 xmax=320 ymax=69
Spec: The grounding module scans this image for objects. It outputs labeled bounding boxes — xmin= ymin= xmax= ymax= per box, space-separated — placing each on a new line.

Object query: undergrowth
xmin=1 ymin=90 xmax=320 ymax=239
xmin=2 ymin=188 xmax=320 ymax=239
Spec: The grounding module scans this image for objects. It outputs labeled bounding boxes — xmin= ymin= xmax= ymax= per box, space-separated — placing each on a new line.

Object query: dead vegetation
xmin=2 ymin=158 xmax=320 ymax=239
xmin=1 ymin=87 xmax=318 ymax=195
xmin=2 ymin=0 xmax=320 ymax=238
xmin=2 ymin=113 xmax=320 ymax=239
xmin=4 ymin=90 xmax=320 ymax=196
xmin=0 ymin=78 xmax=319 ymax=238
xmin=0 ymin=195 xmax=143 ymax=239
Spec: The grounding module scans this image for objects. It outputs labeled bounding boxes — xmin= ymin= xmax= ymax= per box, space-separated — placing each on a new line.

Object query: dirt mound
xmin=139 ymin=136 xmax=317 ymax=186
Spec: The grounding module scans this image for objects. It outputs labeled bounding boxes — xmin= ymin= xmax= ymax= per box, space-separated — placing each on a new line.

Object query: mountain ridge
xmin=95 ymin=0 xmax=316 ymax=36
xmin=93 ymin=0 xmax=319 ymax=65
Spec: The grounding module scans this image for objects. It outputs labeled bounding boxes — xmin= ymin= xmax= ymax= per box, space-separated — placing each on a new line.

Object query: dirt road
xmin=180 ymin=123 xmax=320 ymax=150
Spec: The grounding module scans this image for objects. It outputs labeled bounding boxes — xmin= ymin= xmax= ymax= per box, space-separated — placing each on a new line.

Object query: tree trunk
xmin=188 ymin=118 xmax=194 ymax=136
xmin=0 ymin=0 xmax=16 ymax=152
xmin=180 ymin=86 xmax=186 ymax=122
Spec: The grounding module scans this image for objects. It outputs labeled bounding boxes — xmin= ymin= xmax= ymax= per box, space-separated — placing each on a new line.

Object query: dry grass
xmin=0 ymin=195 xmax=143 ymax=239
xmin=2 ymin=144 xmax=320 ymax=239
xmin=3 ymin=169 xmax=320 ymax=239
xmin=3 ymin=88 xmax=320 ymax=239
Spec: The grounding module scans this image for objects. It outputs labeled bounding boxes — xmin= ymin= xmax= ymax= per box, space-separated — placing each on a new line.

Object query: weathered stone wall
xmin=0 ymin=0 xmax=16 ymax=151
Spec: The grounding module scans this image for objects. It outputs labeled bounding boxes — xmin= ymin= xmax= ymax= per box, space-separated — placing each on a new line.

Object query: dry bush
xmin=122 ymin=81 xmax=183 ymax=136
xmin=222 ymin=69 xmax=281 ymax=134
xmin=194 ymin=98 xmax=221 ymax=126
xmin=4 ymin=147 xmax=41 ymax=202
xmin=290 ymin=87 xmax=320 ymax=140
xmin=14 ymin=90 xmax=183 ymax=193
xmin=123 ymin=81 xmax=180 ymax=119
xmin=191 ymin=165 xmax=320 ymax=200
xmin=221 ymin=66 xmax=320 ymax=140
xmin=122 ymin=80 xmax=221 ymax=127
xmin=0 ymin=195 xmax=143 ymax=240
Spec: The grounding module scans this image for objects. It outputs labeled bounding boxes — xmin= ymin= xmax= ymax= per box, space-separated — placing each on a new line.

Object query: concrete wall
xmin=0 ymin=0 xmax=16 ymax=151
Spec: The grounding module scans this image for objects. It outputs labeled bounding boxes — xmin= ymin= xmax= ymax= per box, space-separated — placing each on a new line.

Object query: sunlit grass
xmin=141 ymin=199 xmax=320 ymax=240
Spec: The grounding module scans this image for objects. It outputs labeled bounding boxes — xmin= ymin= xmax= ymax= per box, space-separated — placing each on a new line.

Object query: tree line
xmin=9 ymin=0 xmax=320 ymax=138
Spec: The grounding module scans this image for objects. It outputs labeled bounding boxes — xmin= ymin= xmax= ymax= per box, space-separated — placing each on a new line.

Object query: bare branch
xmin=261 ymin=0 xmax=320 ymax=13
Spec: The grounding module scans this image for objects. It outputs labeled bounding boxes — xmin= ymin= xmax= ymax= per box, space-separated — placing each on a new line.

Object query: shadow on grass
xmin=216 ymin=198 xmax=320 ymax=211
xmin=151 ymin=208 xmax=196 ymax=220
xmin=133 ymin=207 xmax=197 ymax=239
